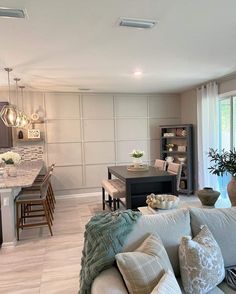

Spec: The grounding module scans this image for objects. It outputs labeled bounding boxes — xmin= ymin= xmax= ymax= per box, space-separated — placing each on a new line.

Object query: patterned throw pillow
xmin=115 ymin=234 xmax=174 ymax=294
xmin=179 ymin=225 xmax=225 ymax=294
xmin=151 ymin=270 xmax=182 ymax=294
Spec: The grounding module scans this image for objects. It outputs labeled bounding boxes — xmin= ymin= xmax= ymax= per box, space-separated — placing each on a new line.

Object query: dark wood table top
xmin=108 ymin=165 xmax=175 ymax=180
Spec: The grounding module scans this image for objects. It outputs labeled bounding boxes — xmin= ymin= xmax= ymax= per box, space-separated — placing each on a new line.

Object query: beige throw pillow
xmin=179 ymin=225 xmax=225 ymax=294
xmin=151 ymin=270 xmax=182 ymax=294
xmin=116 ymin=234 xmax=173 ymax=294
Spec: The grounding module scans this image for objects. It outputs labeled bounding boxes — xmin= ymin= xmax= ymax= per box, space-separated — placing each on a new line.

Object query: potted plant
xmin=208 ymin=148 xmax=236 ymax=205
xmin=0 ymin=151 xmax=21 ymax=177
xmin=130 ymin=150 xmax=145 ymax=168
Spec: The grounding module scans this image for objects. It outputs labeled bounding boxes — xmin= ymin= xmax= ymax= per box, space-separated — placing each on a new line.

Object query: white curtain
xmin=197 ymin=82 xmax=219 ymax=190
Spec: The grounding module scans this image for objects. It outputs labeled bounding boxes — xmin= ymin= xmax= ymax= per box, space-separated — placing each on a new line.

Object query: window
xmin=218 ymin=96 xmax=236 ymax=197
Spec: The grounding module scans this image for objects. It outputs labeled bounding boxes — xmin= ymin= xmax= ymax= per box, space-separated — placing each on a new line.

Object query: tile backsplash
xmin=0 ymin=145 xmax=44 ymax=161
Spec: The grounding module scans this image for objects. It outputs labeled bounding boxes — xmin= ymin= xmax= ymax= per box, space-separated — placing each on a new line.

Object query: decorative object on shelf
xmin=196 ymin=187 xmax=220 ymax=206
xmin=0 ymin=151 xmax=21 ymax=177
xmin=127 ymin=165 xmax=149 ymax=172
xmin=165 ymin=156 xmax=174 ymax=163
xmin=163 ymin=132 xmax=175 ymax=137
xmin=129 ymin=149 xmax=145 ymax=168
xmin=31 ymin=112 xmax=40 ymax=121
xmin=166 ymin=143 xmax=174 ymax=151
xmin=181 ymin=129 xmax=187 ymax=137
xmin=146 ymin=193 xmax=179 ymax=210
xmin=177 ymin=157 xmax=186 ymax=164
xmin=208 ymin=148 xmax=236 ymax=206
xmin=180 ymin=180 xmax=186 ymax=190
xmin=176 ymin=128 xmax=184 ymax=136
xmin=18 ymin=130 xmax=24 ymax=139
xmin=28 ymin=129 xmax=40 ymax=139
xmin=177 ymin=145 xmax=187 ymax=152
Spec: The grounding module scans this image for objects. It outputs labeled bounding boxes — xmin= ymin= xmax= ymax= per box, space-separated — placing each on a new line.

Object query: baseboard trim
xmin=56 ymin=191 xmax=101 ymax=199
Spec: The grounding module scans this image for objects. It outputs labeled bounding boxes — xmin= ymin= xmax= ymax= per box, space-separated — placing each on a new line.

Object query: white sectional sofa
xmin=92 ymin=207 xmax=236 ymax=294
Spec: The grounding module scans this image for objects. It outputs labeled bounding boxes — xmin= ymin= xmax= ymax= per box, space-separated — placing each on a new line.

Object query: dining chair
xmin=101 ymin=179 xmax=126 ymax=211
xmin=15 ymin=171 xmax=53 ymax=240
xmin=154 ymin=159 xmax=167 ymax=171
xmin=167 ymin=162 xmax=182 ymax=192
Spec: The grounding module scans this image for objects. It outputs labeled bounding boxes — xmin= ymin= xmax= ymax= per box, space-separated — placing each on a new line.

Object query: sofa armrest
xmin=91 ymin=267 xmax=128 ymax=294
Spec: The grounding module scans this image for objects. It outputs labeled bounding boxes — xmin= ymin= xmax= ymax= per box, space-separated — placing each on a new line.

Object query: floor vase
xmin=227 ymin=177 xmax=236 ymax=206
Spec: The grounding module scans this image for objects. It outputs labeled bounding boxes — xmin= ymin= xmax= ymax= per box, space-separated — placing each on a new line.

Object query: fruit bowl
xmin=146 ymin=194 xmax=179 ymax=210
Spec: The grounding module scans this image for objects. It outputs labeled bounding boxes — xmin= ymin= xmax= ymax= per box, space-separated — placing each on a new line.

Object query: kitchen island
xmin=0 ymin=160 xmax=43 ymax=246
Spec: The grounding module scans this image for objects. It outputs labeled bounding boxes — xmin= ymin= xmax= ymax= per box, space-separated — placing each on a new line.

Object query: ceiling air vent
xmin=118 ymin=17 xmax=156 ymax=29
xmin=0 ymin=7 xmax=26 ymax=18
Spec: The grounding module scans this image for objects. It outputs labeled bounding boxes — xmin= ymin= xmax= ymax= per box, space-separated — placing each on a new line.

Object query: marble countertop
xmin=0 ymin=160 xmax=44 ymax=189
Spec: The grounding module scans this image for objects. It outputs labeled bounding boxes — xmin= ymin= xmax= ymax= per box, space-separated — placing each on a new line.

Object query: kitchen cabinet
xmin=0 ymin=102 xmax=13 ymax=148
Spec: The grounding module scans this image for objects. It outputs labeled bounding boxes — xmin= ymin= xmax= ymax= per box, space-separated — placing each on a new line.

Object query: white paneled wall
xmin=7 ymin=92 xmax=180 ymax=195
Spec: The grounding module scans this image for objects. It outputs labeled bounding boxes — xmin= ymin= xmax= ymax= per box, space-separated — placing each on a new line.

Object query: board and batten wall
xmin=0 ymin=92 xmax=181 ymax=195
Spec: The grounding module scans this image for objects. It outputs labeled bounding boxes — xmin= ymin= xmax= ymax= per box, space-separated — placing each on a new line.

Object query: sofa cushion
xmin=116 ymin=234 xmax=173 ymax=294
xmin=151 ymin=270 xmax=182 ymax=294
xmin=190 ymin=207 xmax=236 ymax=267
xmin=91 ymin=267 xmax=128 ymax=294
xmin=123 ymin=209 xmax=191 ymax=277
xmin=179 ymin=225 xmax=225 ymax=294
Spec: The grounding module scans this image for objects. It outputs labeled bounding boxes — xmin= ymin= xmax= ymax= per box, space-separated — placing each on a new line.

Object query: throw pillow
xmin=116 ymin=234 xmax=173 ymax=294
xmin=151 ymin=270 xmax=182 ymax=294
xmin=179 ymin=225 xmax=225 ymax=294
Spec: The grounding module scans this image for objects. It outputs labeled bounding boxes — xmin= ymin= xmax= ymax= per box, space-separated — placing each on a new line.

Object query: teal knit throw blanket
xmin=79 ymin=209 xmax=141 ymax=294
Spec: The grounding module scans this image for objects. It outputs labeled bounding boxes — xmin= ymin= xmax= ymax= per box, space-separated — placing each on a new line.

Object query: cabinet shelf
xmin=160 ymin=124 xmax=194 ymax=196
xmin=161 ymin=136 xmax=186 ymax=139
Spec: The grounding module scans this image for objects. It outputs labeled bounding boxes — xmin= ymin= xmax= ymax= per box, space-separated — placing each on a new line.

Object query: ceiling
xmin=0 ymin=0 xmax=236 ymax=93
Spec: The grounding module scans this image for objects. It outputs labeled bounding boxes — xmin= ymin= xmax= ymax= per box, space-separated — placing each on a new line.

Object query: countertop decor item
xmin=0 ymin=151 xmax=21 ymax=177
xmin=146 ymin=193 xmax=179 ymax=210
xmin=196 ymin=187 xmax=220 ymax=206
xmin=129 ymin=149 xmax=144 ymax=168
xmin=208 ymin=148 xmax=236 ymax=206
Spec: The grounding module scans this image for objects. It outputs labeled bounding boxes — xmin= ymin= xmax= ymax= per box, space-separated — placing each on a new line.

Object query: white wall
xmin=0 ymin=91 xmax=181 ymax=195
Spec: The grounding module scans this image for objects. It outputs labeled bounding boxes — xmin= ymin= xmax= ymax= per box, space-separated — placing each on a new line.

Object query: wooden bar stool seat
xmin=101 ymin=179 xmax=126 ymax=211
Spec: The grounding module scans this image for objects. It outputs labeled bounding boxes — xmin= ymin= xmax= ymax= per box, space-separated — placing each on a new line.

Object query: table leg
xmin=0 ymin=188 xmax=20 ymax=246
xmin=125 ymin=182 xmax=132 ymax=209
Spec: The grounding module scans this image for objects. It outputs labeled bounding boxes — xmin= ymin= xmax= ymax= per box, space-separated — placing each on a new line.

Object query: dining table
xmin=0 ymin=160 xmax=43 ymax=246
xmin=108 ymin=165 xmax=177 ymax=209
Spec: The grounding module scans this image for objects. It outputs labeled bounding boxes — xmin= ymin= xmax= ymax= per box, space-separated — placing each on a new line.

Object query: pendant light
xmin=0 ymin=68 xmax=19 ymax=127
xmin=18 ymin=85 xmax=31 ymax=128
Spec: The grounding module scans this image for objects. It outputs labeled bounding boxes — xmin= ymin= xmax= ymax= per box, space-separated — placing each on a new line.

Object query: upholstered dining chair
xmin=154 ymin=159 xmax=167 ymax=171
xmin=167 ymin=162 xmax=182 ymax=192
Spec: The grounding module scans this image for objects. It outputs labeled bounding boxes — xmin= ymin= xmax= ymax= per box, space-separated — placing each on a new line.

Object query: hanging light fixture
xmin=18 ymin=85 xmax=31 ymax=128
xmin=0 ymin=68 xmax=19 ymax=127
xmin=13 ymin=77 xmax=22 ymax=127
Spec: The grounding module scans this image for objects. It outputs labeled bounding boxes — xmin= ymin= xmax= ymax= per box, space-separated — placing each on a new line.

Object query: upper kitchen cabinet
xmin=0 ymin=102 xmax=13 ymax=148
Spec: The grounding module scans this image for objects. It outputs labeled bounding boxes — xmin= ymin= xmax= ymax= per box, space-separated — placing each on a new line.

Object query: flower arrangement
xmin=208 ymin=148 xmax=236 ymax=177
xmin=0 ymin=151 xmax=21 ymax=165
xmin=166 ymin=143 xmax=174 ymax=151
xmin=130 ymin=150 xmax=145 ymax=158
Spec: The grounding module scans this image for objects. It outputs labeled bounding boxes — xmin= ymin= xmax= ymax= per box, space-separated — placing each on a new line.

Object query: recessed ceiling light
xmin=134 ymin=70 xmax=143 ymax=76
xmin=118 ymin=17 xmax=156 ymax=29
xmin=0 ymin=7 xmax=26 ymax=19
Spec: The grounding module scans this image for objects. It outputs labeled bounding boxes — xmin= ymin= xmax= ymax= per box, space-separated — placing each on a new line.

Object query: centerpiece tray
xmin=127 ymin=165 xmax=149 ymax=172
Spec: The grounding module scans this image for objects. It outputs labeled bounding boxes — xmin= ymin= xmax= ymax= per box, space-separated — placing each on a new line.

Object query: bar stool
xmin=15 ymin=172 xmax=53 ymax=240
xmin=23 ymin=164 xmax=56 ymax=212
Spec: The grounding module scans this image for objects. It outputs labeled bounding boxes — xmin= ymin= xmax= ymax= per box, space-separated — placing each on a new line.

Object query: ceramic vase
xmin=6 ymin=164 xmax=17 ymax=177
xmin=133 ymin=157 xmax=142 ymax=168
xmin=227 ymin=177 xmax=236 ymax=206
xmin=196 ymin=187 xmax=220 ymax=206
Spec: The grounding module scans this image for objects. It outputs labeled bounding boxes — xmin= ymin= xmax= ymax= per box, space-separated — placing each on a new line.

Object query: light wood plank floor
xmin=0 ymin=195 xmax=103 ymax=294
